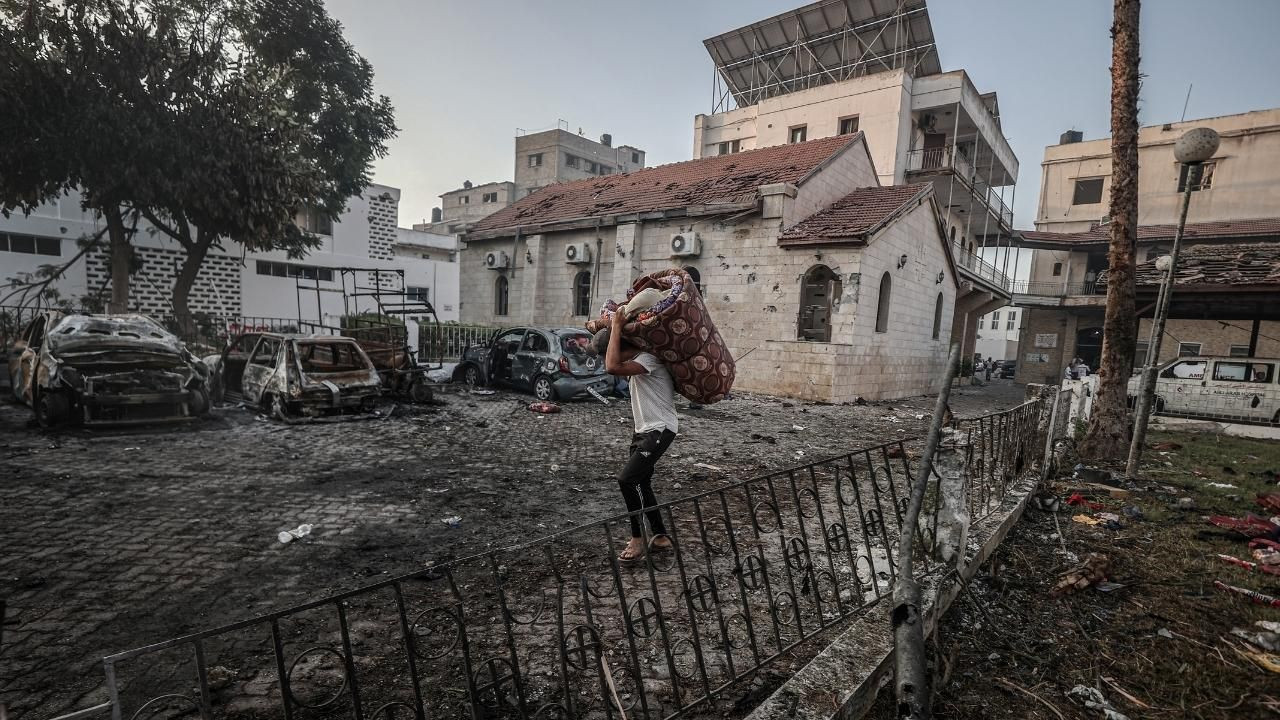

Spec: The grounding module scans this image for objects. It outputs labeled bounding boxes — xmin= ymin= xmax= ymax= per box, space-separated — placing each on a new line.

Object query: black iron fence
xmin=56 ymin=396 xmax=1060 ymax=720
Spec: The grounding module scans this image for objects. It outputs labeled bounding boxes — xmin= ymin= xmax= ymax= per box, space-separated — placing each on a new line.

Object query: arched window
xmin=494 ymin=275 xmax=509 ymax=316
xmin=573 ymin=271 xmax=592 ymax=316
xmin=932 ymin=292 xmax=944 ymax=339
xmin=797 ymin=265 xmax=841 ymax=342
xmin=683 ymin=265 xmax=704 ymax=296
xmin=874 ymin=272 xmax=892 ymax=333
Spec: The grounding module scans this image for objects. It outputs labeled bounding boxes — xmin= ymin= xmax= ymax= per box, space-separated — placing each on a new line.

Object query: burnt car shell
xmin=206 ymin=333 xmax=382 ymax=420
xmin=7 ymin=312 xmax=210 ymax=427
xmin=455 ymin=326 xmax=611 ymax=401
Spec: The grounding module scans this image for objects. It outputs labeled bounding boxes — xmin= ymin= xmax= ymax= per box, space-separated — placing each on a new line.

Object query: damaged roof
xmin=777 ymin=183 xmax=933 ymax=247
xmin=467 ymin=134 xmax=863 ymax=236
xmin=1018 ymin=217 xmax=1280 ymax=249
xmin=1132 ymin=242 xmax=1280 ymax=288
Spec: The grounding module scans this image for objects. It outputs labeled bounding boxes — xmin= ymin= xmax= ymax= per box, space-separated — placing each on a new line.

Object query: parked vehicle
xmin=1127 ymin=355 xmax=1280 ymax=424
xmin=454 ymin=327 xmax=612 ymax=401
xmin=7 ymin=312 xmax=210 ymax=427
xmin=205 ymin=333 xmax=382 ymax=420
xmin=999 ymin=361 xmax=1016 ymax=379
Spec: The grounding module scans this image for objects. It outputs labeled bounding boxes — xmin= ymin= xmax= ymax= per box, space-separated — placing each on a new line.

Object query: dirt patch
xmin=866 ymin=428 xmax=1280 ymax=719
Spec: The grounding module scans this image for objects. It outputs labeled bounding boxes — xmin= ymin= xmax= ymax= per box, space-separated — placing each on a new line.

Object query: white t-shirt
xmin=630 ymin=352 xmax=678 ymax=434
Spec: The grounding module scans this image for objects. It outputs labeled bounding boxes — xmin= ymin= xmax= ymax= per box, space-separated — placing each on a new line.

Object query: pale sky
xmin=324 ymin=0 xmax=1280 ymax=232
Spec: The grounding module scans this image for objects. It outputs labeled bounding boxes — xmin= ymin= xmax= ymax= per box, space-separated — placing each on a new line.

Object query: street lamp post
xmin=1125 ymin=127 xmax=1220 ymax=478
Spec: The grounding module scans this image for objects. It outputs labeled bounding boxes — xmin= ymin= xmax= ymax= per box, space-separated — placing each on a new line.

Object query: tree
xmin=0 ymin=0 xmax=396 ymax=316
xmin=1080 ymin=0 xmax=1141 ymax=459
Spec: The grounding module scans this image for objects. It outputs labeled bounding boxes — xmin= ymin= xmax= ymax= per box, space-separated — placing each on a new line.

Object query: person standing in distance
xmin=604 ymin=309 xmax=678 ymax=564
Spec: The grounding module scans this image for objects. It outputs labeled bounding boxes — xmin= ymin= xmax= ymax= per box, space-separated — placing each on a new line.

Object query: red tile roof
xmin=1020 ymin=217 xmax=1280 ymax=247
xmin=467 ymin=134 xmax=863 ymax=235
xmin=1132 ymin=242 xmax=1280 ymax=287
xmin=777 ymin=184 xmax=933 ymax=246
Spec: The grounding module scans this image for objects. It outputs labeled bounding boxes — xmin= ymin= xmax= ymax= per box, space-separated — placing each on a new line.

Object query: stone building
xmin=427 ymin=181 xmax=517 ymax=236
xmin=515 ymin=127 xmax=645 ymax=197
xmin=1012 ymin=107 xmax=1280 ymax=384
xmin=458 ymin=133 xmax=960 ymax=402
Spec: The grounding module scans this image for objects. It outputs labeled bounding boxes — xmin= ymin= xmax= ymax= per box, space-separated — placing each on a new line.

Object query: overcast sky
xmin=324 ymin=0 xmax=1280 ymax=232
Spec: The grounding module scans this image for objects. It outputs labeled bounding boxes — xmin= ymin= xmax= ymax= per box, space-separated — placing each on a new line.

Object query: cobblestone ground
xmin=0 ymin=379 xmax=1024 ymax=719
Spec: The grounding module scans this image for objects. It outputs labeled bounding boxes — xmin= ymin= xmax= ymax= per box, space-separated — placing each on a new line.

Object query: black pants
xmin=618 ymin=429 xmax=675 ymax=538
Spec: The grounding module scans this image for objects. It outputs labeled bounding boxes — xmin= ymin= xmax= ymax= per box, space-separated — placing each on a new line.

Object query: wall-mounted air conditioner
xmin=670 ymin=232 xmax=701 ymax=258
xmin=484 ymin=251 xmax=509 ymax=269
xmin=565 ymin=243 xmax=592 ymax=264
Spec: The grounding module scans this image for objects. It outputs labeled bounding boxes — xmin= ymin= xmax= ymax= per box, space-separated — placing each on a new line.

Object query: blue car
xmin=454 ymin=326 xmax=614 ymax=401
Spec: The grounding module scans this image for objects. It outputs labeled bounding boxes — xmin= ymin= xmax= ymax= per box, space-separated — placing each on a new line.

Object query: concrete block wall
xmin=1141 ymin=318 xmax=1280 ymax=361
xmin=785 ymin=139 xmax=883 ymax=227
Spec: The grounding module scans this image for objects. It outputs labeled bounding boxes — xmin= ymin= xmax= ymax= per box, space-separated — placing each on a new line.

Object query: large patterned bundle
xmin=615 ymin=268 xmax=735 ymax=405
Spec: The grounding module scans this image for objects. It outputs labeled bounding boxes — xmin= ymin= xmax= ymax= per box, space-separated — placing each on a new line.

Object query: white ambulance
xmin=1128 ymin=356 xmax=1280 ymax=424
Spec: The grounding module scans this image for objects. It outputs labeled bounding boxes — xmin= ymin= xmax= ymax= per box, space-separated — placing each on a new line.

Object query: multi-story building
xmin=418 ymin=181 xmax=517 ymax=236
xmin=514 ymin=126 xmax=645 ymax=197
xmin=693 ymin=0 xmax=1019 ymax=359
xmin=0 ymin=183 xmax=459 ymax=326
xmin=1012 ymin=107 xmax=1280 ymax=384
xmin=975 ymin=306 xmax=1021 ymax=363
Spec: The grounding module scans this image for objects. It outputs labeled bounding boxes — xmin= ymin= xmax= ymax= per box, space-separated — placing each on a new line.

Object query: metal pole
xmin=894 ymin=342 xmax=961 ymax=720
xmin=1125 ymin=163 xmax=1199 ymax=478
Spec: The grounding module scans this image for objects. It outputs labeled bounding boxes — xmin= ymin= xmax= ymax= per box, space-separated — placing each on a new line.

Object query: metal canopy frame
xmin=706 ymin=0 xmax=941 ymax=112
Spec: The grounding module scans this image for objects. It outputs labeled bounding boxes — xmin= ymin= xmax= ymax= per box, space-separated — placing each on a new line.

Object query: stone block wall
xmin=85 ymin=244 xmax=242 ymax=316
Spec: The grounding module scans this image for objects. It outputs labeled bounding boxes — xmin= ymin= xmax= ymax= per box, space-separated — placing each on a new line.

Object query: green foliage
xmin=0 ymin=0 xmax=398 ymax=312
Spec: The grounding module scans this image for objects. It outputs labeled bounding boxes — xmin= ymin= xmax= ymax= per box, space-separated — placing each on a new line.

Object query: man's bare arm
xmin=604 ymin=312 xmax=650 ymax=377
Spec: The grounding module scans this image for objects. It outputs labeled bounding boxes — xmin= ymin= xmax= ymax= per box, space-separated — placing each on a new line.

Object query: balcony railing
xmin=1010 ymin=280 xmax=1107 ymax=297
xmin=952 ymin=242 xmax=1010 ymax=292
xmin=905 ymin=145 xmax=1014 ymax=229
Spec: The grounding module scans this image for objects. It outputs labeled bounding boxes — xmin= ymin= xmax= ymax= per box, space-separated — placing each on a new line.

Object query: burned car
xmin=454 ymin=326 xmax=612 ymax=401
xmin=205 ymin=333 xmax=382 ymax=419
xmin=7 ymin=312 xmax=210 ymax=427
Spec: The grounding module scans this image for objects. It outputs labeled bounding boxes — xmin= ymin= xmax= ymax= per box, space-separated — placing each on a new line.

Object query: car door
xmin=240 ymin=336 xmax=281 ymax=404
xmin=1156 ymin=358 xmax=1207 ymax=414
xmin=512 ymin=330 xmax=551 ymax=389
xmin=1208 ymin=360 xmax=1275 ymax=421
xmin=487 ymin=328 xmax=526 ymax=386
xmin=10 ymin=316 xmax=46 ymax=405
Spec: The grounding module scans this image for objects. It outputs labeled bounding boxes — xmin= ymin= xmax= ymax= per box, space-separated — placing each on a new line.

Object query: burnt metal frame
xmin=76 ymin=398 xmax=1055 ymax=720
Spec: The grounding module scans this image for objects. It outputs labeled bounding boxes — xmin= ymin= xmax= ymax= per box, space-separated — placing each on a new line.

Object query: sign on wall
xmin=1025 ymin=352 xmax=1050 ymax=363
xmin=1033 ymin=333 xmax=1058 ymax=348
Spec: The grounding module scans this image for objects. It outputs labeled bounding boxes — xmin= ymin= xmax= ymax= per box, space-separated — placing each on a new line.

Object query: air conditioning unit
xmin=670 ymin=232 xmax=701 ymax=258
xmin=565 ymin=243 xmax=592 ymax=264
xmin=484 ymin=250 xmax=509 ymax=269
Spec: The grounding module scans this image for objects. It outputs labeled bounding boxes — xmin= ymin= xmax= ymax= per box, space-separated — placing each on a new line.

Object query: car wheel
xmin=533 ymin=376 xmax=556 ymax=401
xmin=408 ymin=379 xmax=433 ymax=404
xmin=191 ymin=387 xmax=211 ymax=417
xmin=36 ymin=389 xmax=69 ymax=428
xmin=463 ymin=365 xmax=483 ymax=387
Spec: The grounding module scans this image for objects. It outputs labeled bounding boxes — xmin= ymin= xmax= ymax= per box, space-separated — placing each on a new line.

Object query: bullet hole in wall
xmin=765 ymin=305 xmax=777 ymax=313
xmin=747 ymin=272 xmax=757 ymax=284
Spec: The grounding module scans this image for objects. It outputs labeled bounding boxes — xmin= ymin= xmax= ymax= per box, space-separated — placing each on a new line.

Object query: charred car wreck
xmin=205 ymin=333 xmax=383 ymax=421
xmin=7 ymin=312 xmax=210 ymax=427
xmin=454 ymin=326 xmax=613 ymax=401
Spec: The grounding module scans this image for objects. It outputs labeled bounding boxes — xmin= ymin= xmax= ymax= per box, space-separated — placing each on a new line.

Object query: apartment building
xmin=1013 ymin=107 xmax=1280 ymax=384
xmin=0 ymin=184 xmax=459 ymax=325
xmin=692 ymin=0 xmax=1020 ymax=358
xmin=976 ymin=306 xmax=1021 ymax=363
xmin=514 ymin=127 xmax=645 ymax=197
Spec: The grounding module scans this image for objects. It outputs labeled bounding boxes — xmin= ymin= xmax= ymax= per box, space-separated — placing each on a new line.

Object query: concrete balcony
xmin=1010 ymin=279 xmax=1107 ymax=307
xmin=906 ymin=145 xmax=1014 ymax=232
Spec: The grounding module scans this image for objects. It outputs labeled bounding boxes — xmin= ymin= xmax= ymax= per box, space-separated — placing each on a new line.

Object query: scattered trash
xmin=1156 ymin=628 xmax=1174 ymax=639
xmin=914 ymin=414 xmax=926 ymax=420
xmin=1251 ymin=539 xmax=1280 ymax=565
xmin=1176 ymin=497 xmax=1197 ymax=510
xmin=1234 ymin=645 xmax=1280 ymax=674
xmin=587 ymin=387 xmax=611 ymax=405
xmin=474 ymin=419 xmax=489 ymax=428
xmin=748 ymin=433 xmax=777 ymax=444
xmin=986 ymin=652 xmax=1000 ymax=662
xmin=1121 ymin=505 xmax=1143 ymax=520
xmin=1052 ymin=553 xmax=1111 ymax=596
xmin=1207 ymin=514 xmax=1279 ymax=538
xmin=1258 ymin=492 xmax=1280 ymax=514
xmin=550 ymin=464 xmax=560 ymax=471
xmin=1072 ymin=464 xmax=1114 ymax=485
xmin=528 ymin=401 xmax=561 ymax=414
xmin=1218 ymin=554 xmax=1280 ymax=576
xmin=792 ymin=424 xmax=806 ymax=431
xmin=1067 ymin=493 xmax=1104 ymax=510
xmin=1207 ymin=482 xmax=1237 ymax=489
xmin=277 ymin=524 xmax=313 ymax=544
xmin=1214 ymin=579 xmax=1280 ymax=608
xmin=1066 ymin=684 xmax=1130 ymax=720
xmin=206 ymin=665 xmax=237 ymax=691
xmin=440 ymin=516 xmax=463 ymax=528
xmin=692 ymin=462 xmax=722 ymax=472
xmin=1232 ymin=625 xmax=1280 ymax=653
xmin=672 ymin=482 xmax=683 ymax=490
xmin=124 ymin=447 xmax=141 ymax=452
xmin=1032 ymin=493 xmax=1061 ymax=512
xmin=470 ymin=389 xmax=497 ymax=396
xmin=1095 ymin=581 xmax=1126 ymax=592
xmin=570 ymin=487 xmax=582 ymax=493
xmin=1072 ymin=514 xmax=1101 ymax=526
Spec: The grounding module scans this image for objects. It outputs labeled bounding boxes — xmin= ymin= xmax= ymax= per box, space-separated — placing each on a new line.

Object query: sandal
xmin=618 ymin=543 xmax=645 ymax=566
xmin=649 ymin=535 xmax=674 ymax=553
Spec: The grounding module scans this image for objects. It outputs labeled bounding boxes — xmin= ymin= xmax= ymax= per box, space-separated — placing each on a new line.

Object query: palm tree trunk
xmin=1080 ymin=0 xmax=1141 ymax=459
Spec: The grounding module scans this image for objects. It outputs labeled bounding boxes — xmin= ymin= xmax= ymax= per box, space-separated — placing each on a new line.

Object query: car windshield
xmin=560 ymin=333 xmax=592 ymax=357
